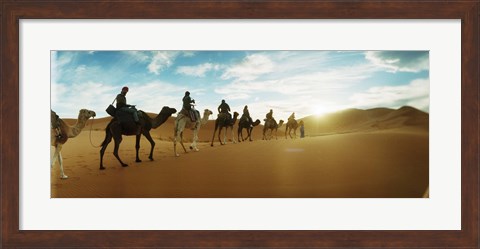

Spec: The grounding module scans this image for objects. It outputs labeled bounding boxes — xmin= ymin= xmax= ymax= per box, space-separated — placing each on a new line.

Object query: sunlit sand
xmin=51 ymin=106 xmax=428 ymax=198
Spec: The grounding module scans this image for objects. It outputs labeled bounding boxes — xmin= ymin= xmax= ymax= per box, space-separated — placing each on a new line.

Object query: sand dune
xmin=299 ymin=106 xmax=428 ymax=136
xmin=53 ymin=106 xmax=429 ymax=198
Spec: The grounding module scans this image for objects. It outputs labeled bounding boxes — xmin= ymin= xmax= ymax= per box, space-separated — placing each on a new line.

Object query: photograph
xmin=51 ymin=50 xmax=429 ymax=198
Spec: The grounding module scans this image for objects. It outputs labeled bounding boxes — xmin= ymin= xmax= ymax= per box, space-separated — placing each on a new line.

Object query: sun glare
xmin=312 ymin=105 xmax=329 ymax=116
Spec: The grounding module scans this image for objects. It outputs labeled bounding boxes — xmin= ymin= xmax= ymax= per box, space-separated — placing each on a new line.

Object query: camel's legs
xmin=222 ymin=127 xmax=227 ymax=144
xmin=179 ymin=132 xmax=187 ymax=153
xmin=174 ymin=136 xmax=179 ymax=157
xmin=174 ymin=122 xmax=181 ymax=157
xmin=190 ymin=127 xmax=199 ymax=151
xmin=238 ymin=127 xmax=244 ymax=142
xmin=51 ymin=145 xmax=59 ymax=168
xmin=210 ymin=124 xmax=218 ymax=147
xmin=113 ymin=136 xmax=128 ymax=167
xmin=218 ymin=127 xmax=224 ymax=145
xmin=142 ymin=131 xmax=156 ymax=160
xmin=58 ymin=150 xmax=68 ymax=179
xmin=52 ymin=144 xmax=68 ymax=179
xmin=99 ymin=132 xmax=113 ymax=170
xmin=230 ymin=126 xmax=237 ymax=144
xmin=55 ymin=145 xmax=68 ymax=179
xmin=174 ymin=125 xmax=188 ymax=156
xmin=173 ymin=135 xmax=178 ymax=157
xmin=135 ymin=134 xmax=142 ymax=163
xmin=248 ymin=127 xmax=253 ymax=141
xmin=173 ymin=134 xmax=179 ymax=157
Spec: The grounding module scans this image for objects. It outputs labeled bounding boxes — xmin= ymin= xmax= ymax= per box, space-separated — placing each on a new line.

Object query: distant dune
xmin=299 ymin=106 xmax=428 ymax=136
xmin=71 ymin=105 xmax=428 ymax=142
xmin=54 ymin=106 xmax=429 ymax=198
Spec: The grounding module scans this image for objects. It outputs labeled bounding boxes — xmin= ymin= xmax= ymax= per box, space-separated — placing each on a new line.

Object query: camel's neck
xmin=231 ymin=115 xmax=238 ymax=125
xmin=200 ymin=113 xmax=210 ymax=125
xmin=67 ymin=115 xmax=89 ymax=138
xmin=152 ymin=112 xmax=170 ymax=128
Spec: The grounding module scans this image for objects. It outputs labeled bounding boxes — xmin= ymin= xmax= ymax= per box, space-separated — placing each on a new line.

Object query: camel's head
xmin=204 ymin=109 xmax=213 ymax=117
xmin=233 ymin=112 xmax=239 ymax=118
xmin=79 ymin=109 xmax=96 ymax=119
xmin=278 ymin=120 xmax=284 ymax=125
xmin=253 ymin=119 xmax=261 ymax=126
xmin=160 ymin=106 xmax=177 ymax=116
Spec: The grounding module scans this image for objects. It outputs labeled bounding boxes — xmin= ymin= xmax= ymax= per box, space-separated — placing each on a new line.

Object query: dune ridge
xmin=69 ymin=105 xmax=428 ymax=142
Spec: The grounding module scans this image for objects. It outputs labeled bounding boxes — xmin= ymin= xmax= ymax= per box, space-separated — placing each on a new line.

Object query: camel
xmin=100 ymin=106 xmax=177 ymax=169
xmin=237 ymin=118 xmax=261 ymax=142
xmin=174 ymin=108 xmax=213 ymax=157
xmin=262 ymin=119 xmax=284 ymax=140
xmin=51 ymin=109 xmax=96 ymax=179
xmin=285 ymin=118 xmax=298 ymax=139
xmin=210 ymin=112 xmax=239 ymax=146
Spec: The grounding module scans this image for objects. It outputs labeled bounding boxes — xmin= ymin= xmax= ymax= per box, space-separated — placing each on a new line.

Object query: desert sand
xmin=51 ymin=106 xmax=429 ymax=198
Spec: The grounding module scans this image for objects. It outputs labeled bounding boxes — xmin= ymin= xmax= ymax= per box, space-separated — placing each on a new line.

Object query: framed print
xmin=2 ymin=0 xmax=478 ymax=248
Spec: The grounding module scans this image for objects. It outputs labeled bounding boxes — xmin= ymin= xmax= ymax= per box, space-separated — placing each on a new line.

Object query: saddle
xmin=115 ymin=109 xmax=142 ymax=135
xmin=180 ymin=108 xmax=198 ymax=122
xmin=264 ymin=118 xmax=277 ymax=126
xmin=218 ymin=112 xmax=232 ymax=124
xmin=51 ymin=110 xmax=68 ymax=144
xmin=239 ymin=116 xmax=248 ymax=124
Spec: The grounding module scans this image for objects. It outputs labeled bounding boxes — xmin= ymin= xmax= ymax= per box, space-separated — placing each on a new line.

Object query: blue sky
xmin=51 ymin=50 xmax=429 ymax=119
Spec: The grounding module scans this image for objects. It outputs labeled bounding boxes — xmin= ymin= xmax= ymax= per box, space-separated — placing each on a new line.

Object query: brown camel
xmin=262 ymin=119 xmax=284 ymax=140
xmin=99 ymin=106 xmax=176 ymax=169
xmin=285 ymin=118 xmax=298 ymax=139
xmin=237 ymin=118 xmax=261 ymax=142
xmin=51 ymin=109 xmax=96 ymax=179
xmin=210 ymin=112 xmax=239 ymax=146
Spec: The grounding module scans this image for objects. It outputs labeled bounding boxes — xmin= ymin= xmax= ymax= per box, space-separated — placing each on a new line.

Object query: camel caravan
xmin=51 ymin=87 xmax=303 ymax=179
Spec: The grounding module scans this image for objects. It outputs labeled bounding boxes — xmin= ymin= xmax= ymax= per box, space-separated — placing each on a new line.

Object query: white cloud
xmin=221 ymin=54 xmax=274 ymax=81
xmin=349 ymin=78 xmax=429 ymax=111
xmin=51 ymin=80 xmax=185 ymax=118
xmin=51 ymin=82 xmax=68 ymax=108
xmin=125 ymin=51 xmax=150 ymax=62
xmin=51 ymin=81 xmax=118 ymax=117
xmin=51 ymin=51 xmax=74 ymax=84
xmin=75 ymin=65 xmax=87 ymax=73
xmin=215 ymin=64 xmax=374 ymax=97
xmin=147 ymin=51 xmax=180 ymax=75
xmin=126 ymin=81 xmax=185 ymax=113
xmin=365 ymin=51 xmax=429 ymax=73
xmin=176 ymin=63 xmax=222 ymax=77
xmin=225 ymin=93 xmax=250 ymax=100
xmin=182 ymin=51 xmax=196 ymax=57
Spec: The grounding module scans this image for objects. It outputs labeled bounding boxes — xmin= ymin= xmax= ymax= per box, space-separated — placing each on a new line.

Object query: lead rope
xmin=89 ymin=117 xmax=102 ymax=148
xmin=89 ymin=97 xmax=116 ymax=148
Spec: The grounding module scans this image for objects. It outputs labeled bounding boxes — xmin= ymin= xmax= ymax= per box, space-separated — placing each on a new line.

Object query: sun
xmin=312 ymin=105 xmax=329 ymax=116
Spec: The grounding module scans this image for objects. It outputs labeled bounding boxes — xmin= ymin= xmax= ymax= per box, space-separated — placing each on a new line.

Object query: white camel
xmin=173 ymin=108 xmax=213 ymax=157
xmin=51 ymin=109 xmax=96 ymax=179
